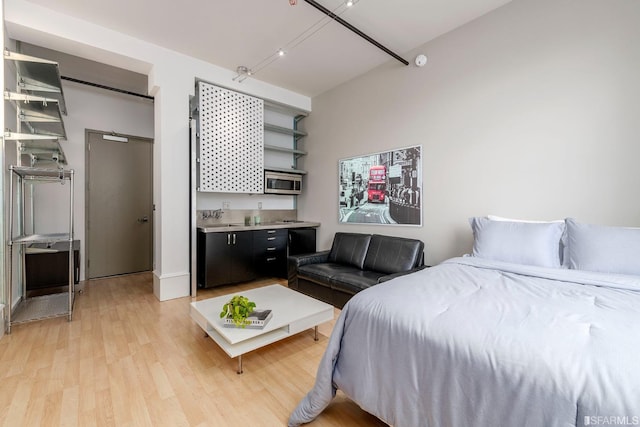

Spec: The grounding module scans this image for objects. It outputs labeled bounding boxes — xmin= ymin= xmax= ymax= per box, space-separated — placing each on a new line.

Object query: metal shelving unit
xmin=6 ymin=166 xmax=75 ymax=333
xmin=4 ymin=49 xmax=67 ymax=168
xmin=5 ymin=92 xmax=67 ymax=138
xmin=4 ymin=50 xmax=67 ymax=114
xmin=4 ymin=50 xmax=75 ymax=334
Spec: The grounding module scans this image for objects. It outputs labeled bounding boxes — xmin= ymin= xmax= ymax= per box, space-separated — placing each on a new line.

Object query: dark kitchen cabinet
xmin=254 ymin=229 xmax=288 ymax=278
xmin=197 ymin=231 xmax=255 ymax=288
xmin=288 ymin=227 xmax=317 ymax=256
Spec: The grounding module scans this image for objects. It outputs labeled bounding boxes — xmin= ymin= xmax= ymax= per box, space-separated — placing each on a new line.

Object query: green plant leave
xmin=219 ymin=295 xmax=257 ymax=328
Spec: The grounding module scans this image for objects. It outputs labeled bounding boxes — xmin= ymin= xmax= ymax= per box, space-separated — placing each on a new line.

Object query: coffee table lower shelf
xmin=190 ymin=284 xmax=334 ymax=373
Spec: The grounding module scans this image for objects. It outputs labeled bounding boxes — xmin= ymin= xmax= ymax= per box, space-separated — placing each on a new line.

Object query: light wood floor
xmin=0 ymin=274 xmax=387 ymax=426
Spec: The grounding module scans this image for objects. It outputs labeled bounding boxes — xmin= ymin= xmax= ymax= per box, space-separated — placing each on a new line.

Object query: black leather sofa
xmin=288 ymin=232 xmax=425 ymax=308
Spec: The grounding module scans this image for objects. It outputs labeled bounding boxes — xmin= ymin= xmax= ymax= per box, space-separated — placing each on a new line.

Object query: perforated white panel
xmin=197 ymin=82 xmax=264 ymax=193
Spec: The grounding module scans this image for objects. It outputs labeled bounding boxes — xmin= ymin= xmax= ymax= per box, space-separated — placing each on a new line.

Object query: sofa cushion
xmin=330 ymin=270 xmax=385 ymax=294
xmin=328 ymin=233 xmax=372 ymax=269
xmin=363 ymin=234 xmax=424 ymax=274
xmin=298 ymin=263 xmax=359 ymax=284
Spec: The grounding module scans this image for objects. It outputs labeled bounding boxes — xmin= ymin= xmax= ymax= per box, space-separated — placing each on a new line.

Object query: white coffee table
xmin=190 ymin=284 xmax=334 ymax=373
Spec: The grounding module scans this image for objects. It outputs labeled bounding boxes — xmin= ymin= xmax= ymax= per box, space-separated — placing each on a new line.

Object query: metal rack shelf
xmin=4 ymin=50 xmax=68 ymax=168
xmin=5 ymin=92 xmax=67 ymax=139
xmin=5 ymin=142 xmax=66 ymax=165
xmin=10 ymin=233 xmax=72 ymax=245
xmin=4 ymin=49 xmax=67 ymax=115
xmin=6 ymin=165 xmax=75 ymax=333
xmin=10 ymin=292 xmax=74 ymax=325
xmin=10 ymin=165 xmax=73 ymax=179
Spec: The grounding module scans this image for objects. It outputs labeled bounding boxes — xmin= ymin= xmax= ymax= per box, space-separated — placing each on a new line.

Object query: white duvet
xmin=289 ymin=257 xmax=640 ymax=427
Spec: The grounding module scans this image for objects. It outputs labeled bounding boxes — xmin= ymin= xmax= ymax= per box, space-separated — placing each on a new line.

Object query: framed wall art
xmin=338 ymin=145 xmax=422 ymax=226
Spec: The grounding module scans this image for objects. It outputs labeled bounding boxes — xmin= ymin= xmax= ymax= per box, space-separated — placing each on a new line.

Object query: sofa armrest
xmin=287 ymin=250 xmax=331 ymax=289
xmin=289 ymin=250 xmax=331 ymax=269
xmin=377 ymin=265 xmax=428 ymax=283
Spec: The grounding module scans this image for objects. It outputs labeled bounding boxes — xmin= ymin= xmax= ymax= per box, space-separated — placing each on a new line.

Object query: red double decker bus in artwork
xmin=367 ymin=165 xmax=387 ymax=203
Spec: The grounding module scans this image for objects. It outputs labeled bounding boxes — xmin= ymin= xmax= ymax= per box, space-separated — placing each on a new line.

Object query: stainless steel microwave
xmin=264 ymin=171 xmax=302 ymax=195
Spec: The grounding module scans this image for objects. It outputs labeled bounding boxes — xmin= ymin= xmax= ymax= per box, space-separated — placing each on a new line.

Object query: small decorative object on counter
xmin=220 ymin=295 xmax=256 ymax=328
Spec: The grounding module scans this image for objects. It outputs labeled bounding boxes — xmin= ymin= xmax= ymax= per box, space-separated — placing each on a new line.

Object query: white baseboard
xmin=153 ymin=271 xmax=190 ymax=301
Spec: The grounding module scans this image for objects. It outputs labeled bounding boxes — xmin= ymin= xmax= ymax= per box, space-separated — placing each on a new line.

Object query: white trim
xmin=153 ymin=271 xmax=190 ymax=301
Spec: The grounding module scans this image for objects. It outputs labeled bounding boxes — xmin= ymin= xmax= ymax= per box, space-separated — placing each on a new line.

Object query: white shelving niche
xmin=263 ymin=101 xmax=308 ymax=176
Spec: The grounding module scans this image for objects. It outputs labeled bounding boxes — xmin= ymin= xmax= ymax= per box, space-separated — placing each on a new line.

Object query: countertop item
xmin=198 ymin=221 xmax=320 ymax=233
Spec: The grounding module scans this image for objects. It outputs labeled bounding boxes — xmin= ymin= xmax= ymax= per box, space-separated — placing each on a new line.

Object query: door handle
xmin=233 ymin=233 xmax=236 ymax=245
xmin=137 ymin=216 xmax=149 ymax=223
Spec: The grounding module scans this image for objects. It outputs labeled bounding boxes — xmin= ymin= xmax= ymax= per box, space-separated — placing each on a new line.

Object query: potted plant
xmin=219 ymin=295 xmax=256 ymax=328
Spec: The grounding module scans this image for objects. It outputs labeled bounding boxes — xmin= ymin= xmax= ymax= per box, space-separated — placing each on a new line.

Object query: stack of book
xmin=224 ymin=309 xmax=273 ymax=329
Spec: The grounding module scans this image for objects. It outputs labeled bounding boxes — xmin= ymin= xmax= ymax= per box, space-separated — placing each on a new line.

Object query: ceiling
xmin=21 ymin=0 xmax=512 ymax=97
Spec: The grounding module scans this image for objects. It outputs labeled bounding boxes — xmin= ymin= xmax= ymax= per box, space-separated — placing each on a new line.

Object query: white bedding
xmin=289 ymin=257 xmax=640 ymax=426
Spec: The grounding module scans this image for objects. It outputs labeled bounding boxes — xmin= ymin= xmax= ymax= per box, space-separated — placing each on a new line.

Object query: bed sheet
xmin=289 ymin=257 xmax=640 ymax=427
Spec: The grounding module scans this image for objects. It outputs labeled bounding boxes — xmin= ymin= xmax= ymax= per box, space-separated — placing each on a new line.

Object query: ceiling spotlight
xmin=232 ymin=65 xmax=252 ymax=82
xmin=236 ymin=0 xmax=383 ymax=82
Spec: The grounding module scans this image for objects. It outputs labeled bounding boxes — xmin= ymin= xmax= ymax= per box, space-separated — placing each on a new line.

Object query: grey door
xmin=86 ymin=131 xmax=153 ymax=278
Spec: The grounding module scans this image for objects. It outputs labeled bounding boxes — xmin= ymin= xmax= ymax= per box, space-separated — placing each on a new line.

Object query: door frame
xmin=84 ymin=129 xmax=154 ymax=280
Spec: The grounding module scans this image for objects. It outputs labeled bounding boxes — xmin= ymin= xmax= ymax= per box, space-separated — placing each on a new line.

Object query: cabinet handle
xmin=267 ymin=247 xmax=276 ymax=251
xmin=267 ymin=230 xmax=276 ymax=234
xmin=233 ymin=233 xmax=236 ymax=245
xmin=227 ymin=233 xmax=231 ymax=245
xmin=266 ymin=257 xmax=277 ymax=262
xmin=267 ymin=237 xmax=276 ymax=241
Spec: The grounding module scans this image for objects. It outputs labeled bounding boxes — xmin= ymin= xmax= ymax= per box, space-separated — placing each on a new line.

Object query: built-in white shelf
xmin=263 ymin=144 xmax=307 ymax=158
xmin=264 ymin=123 xmax=307 ymax=140
xmin=264 ymin=166 xmax=307 ymax=175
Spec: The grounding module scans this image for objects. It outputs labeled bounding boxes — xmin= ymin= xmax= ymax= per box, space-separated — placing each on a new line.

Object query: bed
xmin=289 ymin=218 xmax=640 ymax=427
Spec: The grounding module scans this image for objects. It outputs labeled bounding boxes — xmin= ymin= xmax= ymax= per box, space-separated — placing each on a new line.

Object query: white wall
xmin=31 ymin=81 xmax=154 ymax=280
xmin=298 ymin=0 xmax=640 ymax=265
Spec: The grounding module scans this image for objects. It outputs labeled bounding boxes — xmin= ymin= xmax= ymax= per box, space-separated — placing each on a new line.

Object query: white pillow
xmin=565 ymin=218 xmax=640 ymax=276
xmin=487 ymin=215 xmax=564 ymax=224
xmin=488 ymin=215 xmax=567 ymax=265
xmin=469 ymin=216 xmax=565 ymax=268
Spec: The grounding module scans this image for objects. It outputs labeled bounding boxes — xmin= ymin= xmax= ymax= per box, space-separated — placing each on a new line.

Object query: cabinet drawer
xmin=254 ymin=229 xmax=287 ymax=240
xmin=255 ymin=245 xmax=286 ymax=257
xmin=253 ymin=229 xmax=287 ymax=250
xmin=255 ymin=252 xmax=287 ymax=279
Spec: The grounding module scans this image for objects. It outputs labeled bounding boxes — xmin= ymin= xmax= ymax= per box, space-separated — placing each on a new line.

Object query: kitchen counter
xmin=198 ymin=221 xmax=320 ymax=233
